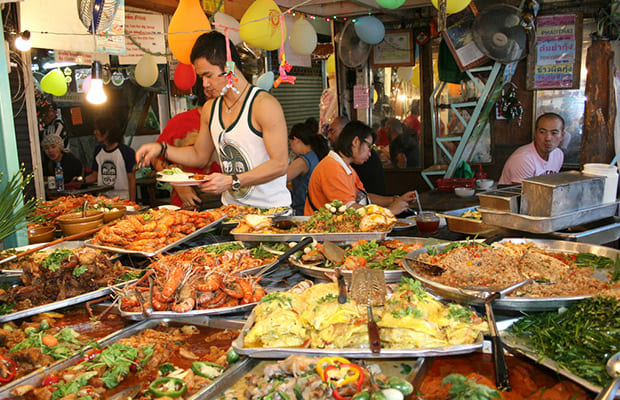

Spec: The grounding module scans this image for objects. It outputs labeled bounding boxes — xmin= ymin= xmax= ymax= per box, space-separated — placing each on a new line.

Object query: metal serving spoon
xmin=594 ymin=351 xmax=620 ymax=400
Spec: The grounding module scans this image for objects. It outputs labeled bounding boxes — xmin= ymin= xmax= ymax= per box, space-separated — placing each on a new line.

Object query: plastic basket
xmin=436 ymin=178 xmax=475 ymax=192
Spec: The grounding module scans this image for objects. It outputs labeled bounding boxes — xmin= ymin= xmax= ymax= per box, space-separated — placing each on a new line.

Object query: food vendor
xmin=136 ymin=31 xmax=291 ymax=209
xmin=305 ymin=120 xmax=416 ymax=216
xmin=499 ymin=112 xmax=565 ymax=184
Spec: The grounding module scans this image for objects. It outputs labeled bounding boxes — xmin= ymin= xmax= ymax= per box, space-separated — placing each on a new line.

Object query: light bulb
xmin=87 ymin=78 xmax=106 ymax=104
xmin=15 ymin=31 xmax=31 ymax=52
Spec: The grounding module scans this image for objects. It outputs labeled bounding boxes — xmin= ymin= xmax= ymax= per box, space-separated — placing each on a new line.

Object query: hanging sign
xmin=353 ymin=85 xmax=370 ymax=109
xmin=118 ymin=11 xmax=166 ymax=65
xmin=526 ymin=13 xmax=583 ymax=90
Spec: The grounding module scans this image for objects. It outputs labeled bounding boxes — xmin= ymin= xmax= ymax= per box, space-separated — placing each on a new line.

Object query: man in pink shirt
xmin=499 ymin=113 xmax=565 ymax=185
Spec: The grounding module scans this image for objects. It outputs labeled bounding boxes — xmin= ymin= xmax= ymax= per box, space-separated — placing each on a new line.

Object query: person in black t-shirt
xmin=386 ymin=118 xmax=419 ymax=169
xmin=41 ymin=134 xmax=83 ymax=182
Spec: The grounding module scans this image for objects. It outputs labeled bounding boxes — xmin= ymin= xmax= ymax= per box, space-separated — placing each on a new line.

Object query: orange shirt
xmin=304 ymin=151 xmax=365 ymax=215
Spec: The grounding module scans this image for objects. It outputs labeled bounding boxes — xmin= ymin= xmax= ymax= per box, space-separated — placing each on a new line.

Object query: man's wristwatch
xmin=231 ymin=174 xmax=241 ymax=192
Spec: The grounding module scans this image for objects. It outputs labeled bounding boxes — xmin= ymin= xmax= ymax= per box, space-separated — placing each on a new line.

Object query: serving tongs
xmin=319 ymin=242 xmax=347 ymax=304
xmin=254 ymin=237 xmax=313 ymax=277
xmin=351 ymin=269 xmax=386 ymax=354
xmin=403 ymin=257 xmax=447 ymax=275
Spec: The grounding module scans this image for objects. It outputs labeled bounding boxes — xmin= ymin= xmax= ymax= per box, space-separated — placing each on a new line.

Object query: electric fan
xmin=337 ymin=20 xmax=371 ymax=69
xmin=472 ymin=4 xmax=528 ymax=63
xmin=77 ymin=0 xmax=120 ymax=33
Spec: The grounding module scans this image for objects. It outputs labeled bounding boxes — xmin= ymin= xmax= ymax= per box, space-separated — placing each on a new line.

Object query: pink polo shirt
xmin=499 ymin=142 xmax=564 ymax=185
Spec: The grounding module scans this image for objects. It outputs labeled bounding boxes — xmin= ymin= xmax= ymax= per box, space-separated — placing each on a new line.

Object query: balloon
xmin=326 ymin=54 xmax=336 ymax=74
xmin=168 ymin=0 xmax=212 ymax=64
xmin=431 ymin=0 xmax=471 ymax=15
xmin=81 ymin=75 xmax=92 ymax=93
xmin=410 ymin=65 xmax=420 ymax=88
xmin=256 ymin=71 xmax=274 ymax=91
xmin=354 ymin=16 xmax=385 ymax=45
xmin=135 ymin=54 xmax=159 ymax=87
xmin=41 ymin=69 xmax=67 ymax=96
xmin=289 ymin=17 xmax=317 ymax=56
xmin=397 ymin=67 xmax=413 ymax=82
xmin=448 ymin=83 xmax=462 ymax=97
xmin=174 ymin=63 xmax=196 ymax=91
xmin=373 ymin=89 xmax=378 ymax=104
xmin=376 ymin=0 xmax=405 ymax=9
xmin=240 ymin=0 xmax=284 ymax=51
xmin=214 ymin=12 xmax=242 ymax=45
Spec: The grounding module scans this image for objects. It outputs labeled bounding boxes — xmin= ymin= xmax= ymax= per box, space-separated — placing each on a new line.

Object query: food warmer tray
xmin=0 ymin=276 xmax=137 ymax=323
xmin=0 ymin=316 xmax=250 ymax=400
xmin=500 ymin=320 xmax=620 ymax=398
xmin=479 ymin=201 xmax=619 ymax=233
xmin=232 ymin=309 xmax=483 ymax=359
xmin=232 ymin=216 xmax=391 ymax=244
xmin=84 ymin=214 xmax=227 ymax=257
xmin=403 ymin=238 xmax=619 ymax=312
xmin=291 ymin=236 xmax=446 ymax=284
xmin=436 ymin=206 xmax=498 ymax=236
xmin=220 ymin=208 xmax=292 ymax=228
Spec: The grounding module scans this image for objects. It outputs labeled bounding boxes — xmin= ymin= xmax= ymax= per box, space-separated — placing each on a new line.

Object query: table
xmin=46 ymin=184 xmax=114 ymax=199
xmin=416 ymin=190 xmax=479 ymax=212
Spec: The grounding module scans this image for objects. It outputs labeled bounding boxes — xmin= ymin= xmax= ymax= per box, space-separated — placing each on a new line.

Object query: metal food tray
xmin=500 ymin=321 xmax=619 ymax=397
xmin=0 ymin=316 xmax=250 ymax=400
xmin=232 ymin=308 xmax=483 ymax=359
xmin=232 ymin=216 xmax=391 ymax=244
xmin=1 ymin=241 xmax=88 ymax=274
xmin=220 ymin=207 xmax=292 ymax=228
xmin=436 ymin=207 xmax=497 ymax=236
xmin=479 ymin=201 xmax=619 ymax=233
xmin=291 ymin=237 xmax=445 ymax=284
xmin=120 ymin=302 xmax=257 ymax=321
xmin=84 ymin=214 xmax=227 ymax=257
xmin=403 ymin=238 xmax=619 ymax=312
xmin=0 ymin=277 xmax=137 ymax=323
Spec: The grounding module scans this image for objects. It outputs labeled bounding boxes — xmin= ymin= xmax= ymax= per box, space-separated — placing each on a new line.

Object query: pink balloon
xmin=82 ymin=75 xmax=92 ymax=94
xmin=174 ymin=63 xmax=196 ymax=91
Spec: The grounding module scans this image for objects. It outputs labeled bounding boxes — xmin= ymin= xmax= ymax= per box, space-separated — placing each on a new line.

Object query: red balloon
xmin=173 ymin=63 xmax=196 ymax=91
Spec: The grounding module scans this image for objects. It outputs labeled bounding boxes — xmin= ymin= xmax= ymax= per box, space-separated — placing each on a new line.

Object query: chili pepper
xmin=77 ymin=348 xmax=105 ymax=364
xmin=191 ymin=361 xmax=225 ymax=379
xmin=323 ymin=363 xmax=365 ymax=400
xmin=316 ymin=356 xmax=350 ymax=380
xmin=41 ymin=374 xmax=60 ymax=387
xmin=0 ymin=356 xmax=17 ymax=383
xmin=323 ymin=364 xmax=360 ymax=387
xmin=148 ymin=377 xmax=187 ymax=398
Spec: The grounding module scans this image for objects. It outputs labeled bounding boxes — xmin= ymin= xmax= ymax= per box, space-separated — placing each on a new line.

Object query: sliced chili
xmin=322 ymin=363 xmax=365 ymax=400
xmin=77 ymin=348 xmax=105 ymax=364
xmin=191 ymin=361 xmax=225 ymax=379
xmin=41 ymin=374 xmax=60 ymax=387
xmin=148 ymin=377 xmax=187 ymax=398
xmin=0 ymin=356 xmax=17 ymax=383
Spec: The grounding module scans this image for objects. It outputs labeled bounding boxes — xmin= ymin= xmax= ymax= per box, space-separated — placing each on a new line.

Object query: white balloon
xmin=289 ymin=18 xmax=317 ymax=56
xmin=135 ymin=54 xmax=159 ymax=87
xmin=256 ymin=71 xmax=274 ymax=91
xmin=214 ymin=12 xmax=242 ymax=45
xmin=397 ymin=67 xmax=413 ymax=82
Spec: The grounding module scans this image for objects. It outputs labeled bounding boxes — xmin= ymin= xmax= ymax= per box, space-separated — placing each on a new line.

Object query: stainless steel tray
xmin=437 ymin=206 xmax=497 ymax=236
xmin=120 ymin=302 xmax=257 ymax=321
xmin=232 ymin=308 xmax=483 ymax=359
xmin=403 ymin=238 xmax=619 ymax=312
xmin=84 ymin=214 xmax=226 ymax=256
xmin=479 ymin=201 xmax=619 ymax=233
xmin=0 ymin=316 xmax=249 ymax=400
xmin=1 ymin=241 xmax=87 ymax=274
xmin=0 ymin=277 xmax=137 ymax=323
xmin=220 ymin=207 xmax=292 ymax=228
xmin=232 ymin=217 xmax=391 ymax=244
xmin=547 ymin=216 xmax=620 ymax=244
xmin=291 ymin=237 xmax=444 ymax=284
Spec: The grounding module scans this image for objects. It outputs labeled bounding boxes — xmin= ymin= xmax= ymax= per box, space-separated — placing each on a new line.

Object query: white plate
xmin=392 ymin=218 xmax=415 ymax=230
xmin=158 ymin=205 xmax=181 ymax=211
xmin=157 ymin=175 xmax=207 ymax=186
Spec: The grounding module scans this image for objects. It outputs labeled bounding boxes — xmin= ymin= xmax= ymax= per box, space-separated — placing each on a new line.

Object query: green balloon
xmin=377 ymin=0 xmax=405 ymax=9
xmin=41 ymin=69 xmax=67 ymax=96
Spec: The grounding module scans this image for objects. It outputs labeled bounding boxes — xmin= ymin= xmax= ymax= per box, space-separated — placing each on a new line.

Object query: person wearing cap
xmin=41 ymin=134 xmax=83 ymax=182
xmin=38 ymin=103 xmax=69 ymax=148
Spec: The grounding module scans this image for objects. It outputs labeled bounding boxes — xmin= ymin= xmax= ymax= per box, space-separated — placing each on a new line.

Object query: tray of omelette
xmin=232 ymin=277 xmax=488 ymax=358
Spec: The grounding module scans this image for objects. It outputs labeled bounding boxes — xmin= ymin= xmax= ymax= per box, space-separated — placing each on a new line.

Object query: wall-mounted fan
xmin=472 ymin=4 xmax=528 ymax=63
xmin=77 ymin=0 xmax=120 ymax=33
xmin=337 ymin=20 xmax=371 ymax=69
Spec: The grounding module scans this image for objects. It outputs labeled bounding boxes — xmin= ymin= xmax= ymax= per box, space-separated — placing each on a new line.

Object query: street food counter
xmin=0 ymin=195 xmax=617 ymax=400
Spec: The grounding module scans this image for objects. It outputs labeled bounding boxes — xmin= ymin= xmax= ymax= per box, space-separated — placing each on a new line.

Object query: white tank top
xmin=209 ymin=85 xmax=291 ymax=208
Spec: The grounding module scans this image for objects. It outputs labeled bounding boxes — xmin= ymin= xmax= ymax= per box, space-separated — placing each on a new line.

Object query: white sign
xmin=118 ymin=11 xmax=166 ymax=65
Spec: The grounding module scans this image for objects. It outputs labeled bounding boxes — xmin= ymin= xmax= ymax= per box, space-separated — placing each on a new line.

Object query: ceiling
xmin=274 ymin=0 xmax=431 ymax=18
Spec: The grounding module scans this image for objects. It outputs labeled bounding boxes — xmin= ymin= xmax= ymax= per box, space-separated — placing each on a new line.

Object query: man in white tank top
xmin=136 ymin=32 xmax=291 ymax=209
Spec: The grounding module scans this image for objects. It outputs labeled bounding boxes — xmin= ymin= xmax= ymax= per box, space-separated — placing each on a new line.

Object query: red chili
xmin=41 ymin=374 xmax=60 ymax=386
xmin=325 ymin=363 xmax=365 ymax=400
xmin=0 ymin=356 xmax=17 ymax=383
xmin=77 ymin=348 xmax=105 ymax=364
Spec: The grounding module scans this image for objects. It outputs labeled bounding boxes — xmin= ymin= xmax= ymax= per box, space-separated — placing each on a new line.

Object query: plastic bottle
xmin=55 ymin=162 xmax=64 ymax=192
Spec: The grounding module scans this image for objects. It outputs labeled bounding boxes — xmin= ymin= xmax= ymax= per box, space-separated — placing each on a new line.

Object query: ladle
xmin=594 ymin=351 xmax=620 ymax=400
xmin=82 ymin=200 xmax=88 ymax=218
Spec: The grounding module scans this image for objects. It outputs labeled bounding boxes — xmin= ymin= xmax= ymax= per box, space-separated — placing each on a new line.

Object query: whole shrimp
xmin=171 ymin=284 xmax=196 ymax=313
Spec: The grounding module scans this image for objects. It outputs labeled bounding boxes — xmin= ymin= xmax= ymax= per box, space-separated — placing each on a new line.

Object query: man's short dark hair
xmin=536 ymin=112 xmax=565 ymax=131
xmin=190 ymin=31 xmax=243 ymax=72
xmin=335 ymin=120 xmax=373 ymax=157
xmin=95 ymin=116 xmax=123 ymax=144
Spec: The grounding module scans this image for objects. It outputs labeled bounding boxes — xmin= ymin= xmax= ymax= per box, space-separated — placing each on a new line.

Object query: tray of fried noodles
xmin=232 ymin=277 xmax=488 ymax=358
xmin=85 ymin=208 xmax=226 ymax=257
xmin=403 ymin=238 xmax=620 ymax=311
xmin=231 ymin=202 xmax=396 ymax=244
xmin=215 ymin=204 xmax=291 ymax=226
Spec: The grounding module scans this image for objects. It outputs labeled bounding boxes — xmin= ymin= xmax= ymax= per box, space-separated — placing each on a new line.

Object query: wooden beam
xmin=126 ymin=0 xmax=178 ymax=15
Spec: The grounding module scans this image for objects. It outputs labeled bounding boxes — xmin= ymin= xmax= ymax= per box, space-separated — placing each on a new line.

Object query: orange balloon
xmin=448 ymin=83 xmax=462 ymax=97
xmin=168 ymin=0 xmax=212 ymax=64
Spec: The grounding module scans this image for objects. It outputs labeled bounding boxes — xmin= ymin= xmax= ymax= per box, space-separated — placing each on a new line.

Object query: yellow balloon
xmin=431 ymin=0 xmax=471 ymax=14
xmin=168 ymin=0 xmax=212 ymax=64
xmin=41 ymin=69 xmax=67 ymax=96
xmin=326 ymin=54 xmax=336 ymax=74
xmin=373 ymin=89 xmax=378 ymax=104
xmin=240 ymin=0 xmax=285 ymax=51
xmin=135 ymin=54 xmax=159 ymax=87
xmin=410 ymin=65 xmax=420 ymax=88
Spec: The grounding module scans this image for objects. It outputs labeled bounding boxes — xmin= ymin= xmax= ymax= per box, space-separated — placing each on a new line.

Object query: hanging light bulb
xmin=86 ymin=61 xmax=107 ymax=104
xmin=14 ymin=31 xmax=31 ymax=52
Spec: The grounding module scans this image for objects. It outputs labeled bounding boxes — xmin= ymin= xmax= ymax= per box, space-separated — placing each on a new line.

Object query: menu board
xmin=527 ymin=13 xmax=583 ymax=90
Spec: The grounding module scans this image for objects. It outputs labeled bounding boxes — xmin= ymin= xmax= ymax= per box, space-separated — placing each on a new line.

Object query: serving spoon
xmin=594 ymin=351 xmax=620 ymax=400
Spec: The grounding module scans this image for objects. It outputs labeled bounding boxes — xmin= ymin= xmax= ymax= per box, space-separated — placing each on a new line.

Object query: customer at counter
xmin=328 ymin=116 xmax=386 ymax=195
xmin=305 ymin=120 xmax=416 ymax=216
xmin=41 ymin=134 xmax=83 ymax=183
xmin=135 ymin=31 xmax=291 ymax=209
xmin=499 ymin=112 xmax=565 ymax=184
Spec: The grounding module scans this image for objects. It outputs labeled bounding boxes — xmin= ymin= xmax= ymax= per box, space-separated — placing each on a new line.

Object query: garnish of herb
xmin=41 ymin=250 xmax=74 ymax=272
